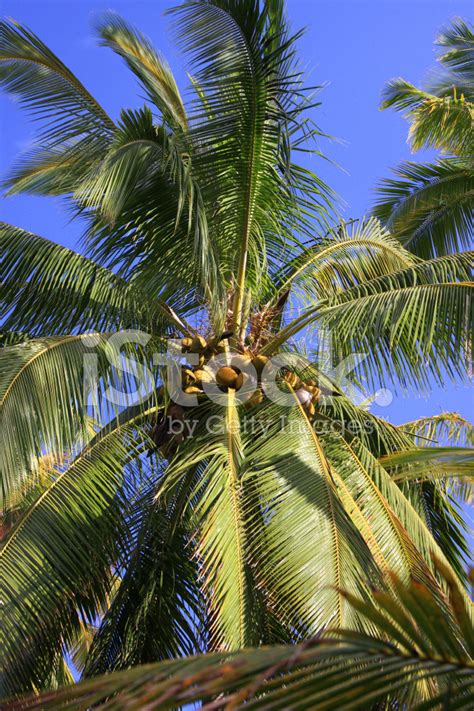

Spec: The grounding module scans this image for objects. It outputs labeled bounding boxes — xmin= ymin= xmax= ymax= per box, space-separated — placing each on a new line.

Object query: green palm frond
xmin=265 ymin=251 xmax=473 ymax=389
xmin=374 ymin=159 xmax=474 ymax=258
xmin=243 ymin=396 xmax=378 ymax=634
xmin=401 ymin=412 xmax=474 ymax=447
xmin=2 ymin=140 xmax=106 ymax=197
xmin=96 ymin=12 xmax=188 ymax=131
xmin=191 ymin=392 xmax=254 ymax=650
xmin=0 ymin=335 xmax=100 ymax=506
xmin=0 ymin=331 xmax=163 ymax=507
xmin=168 ymin=0 xmax=332 ymax=341
xmin=0 ymin=417 xmax=152 ymax=697
xmin=7 ymin=561 xmax=472 ymax=710
xmin=381 ymin=79 xmax=473 ymax=156
xmin=0 ymin=19 xmax=114 ymax=196
xmin=435 ymin=18 xmax=474 ymax=95
xmin=75 ymin=106 xmax=170 ymax=222
xmin=84 ymin=476 xmax=203 ymax=674
xmin=381 ymin=446 xmax=474 ymax=482
xmin=276 ymin=216 xmax=415 ymax=301
xmin=331 ymin=434 xmax=471 ymax=596
xmin=0 ymin=223 xmax=188 ymax=336
xmin=0 ymin=19 xmax=114 ymax=140
xmin=319 ymin=281 xmax=472 ymax=389
xmin=323 ymin=433 xmax=445 ymax=587
xmin=376 ymin=18 xmax=474 ymax=257
xmin=77 ymin=112 xmax=218 ymax=314
xmin=397 ymin=414 xmax=474 ymax=506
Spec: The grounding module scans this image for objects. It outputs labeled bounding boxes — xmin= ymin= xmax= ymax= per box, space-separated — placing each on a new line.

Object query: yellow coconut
xmin=284 ymin=372 xmax=302 ymax=390
xmin=181 ymin=368 xmax=196 ymax=386
xmin=311 ymin=387 xmax=321 ymax=402
xmin=184 ymin=385 xmax=202 ymax=394
xmin=190 ymin=335 xmax=207 ymax=353
xmin=306 ymin=401 xmax=316 ymax=418
xmin=193 ymin=368 xmax=214 ymax=385
xmin=252 ymin=354 xmax=269 ymax=374
xmin=181 ymin=337 xmax=193 ymax=351
xmin=216 ymin=366 xmax=239 ymax=389
xmin=234 ymin=372 xmax=245 ymax=390
xmin=246 ymin=388 xmax=264 ymax=408
xmin=231 ymin=353 xmax=252 ymax=372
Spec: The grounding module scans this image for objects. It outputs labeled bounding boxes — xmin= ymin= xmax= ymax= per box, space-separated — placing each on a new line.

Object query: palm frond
xmin=243 ymin=395 xmax=379 ymax=635
xmin=381 ymin=79 xmax=473 ymax=155
xmin=169 ymin=0 xmax=332 ymax=340
xmin=0 ymin=19 xmax=114 ymax=196
xmin=276 ymin=216 xmax=416 ymax=302
xmin=436 ymin=18 xmax=474 ymax=94
xmin=0 ymin=223 xmax=188 ymax=336
xmin=7 ymin=561 xmax=473 ymax=709
xmin=84 ymin=473 xmax=203 ymax=674
xmin=264 ymin=252 xmax=473 ymax=390
xmin=0 ymin=19 xmax=113 ymax=140
xmin=401 ymin=412 xmax=474 ymax=447
xmin=374 ymin=159 xmax=474 ymax=258
xmin=381 ymin=446 xmax=474 ymax=482
xmin=96 ymin=12 xmax=188 ymax=131
xmin=0 ymin=330 xmax=164 ymax=507
xmin=0 ymin=417 xmax=151 ymax=696
xmin=0 ymin=335 xmax=99 ymax=507
xmin=191 ymin=392 xmax=255 ymax=650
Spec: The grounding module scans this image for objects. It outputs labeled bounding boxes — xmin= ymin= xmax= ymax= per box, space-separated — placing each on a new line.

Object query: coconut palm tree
xmin=374 ymin=18 xmax=474 ymax=258
xmin=0 ymin=0 xmax=472 ymax=701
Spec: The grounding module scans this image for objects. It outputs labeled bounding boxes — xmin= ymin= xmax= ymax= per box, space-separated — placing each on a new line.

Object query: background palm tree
xmin=0 ymin=0 xmax=472 ymax=703
xmin=374 ymin=18 xmax=474 ymax=258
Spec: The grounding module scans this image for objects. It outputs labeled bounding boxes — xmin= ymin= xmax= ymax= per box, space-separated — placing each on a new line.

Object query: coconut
xmin=306 ymin=401 xmax=316 ymax=418
xmin=295 ymin=387 xmax=312 ymax=405
xmin=193 ymin=368 xmax=214 ymax=385
xmin=231 ymin=353 xmax=252 ymax=372
xmin=235 ymin=371 xmax=256 ymax=392
xmin=181 ymin=337 xmax=193 ymax=351
xmin=181 ymin=368 xmax=196 ymax=387
xmin=246 ymin=388 xmax=264 ymax=408
xmin=216 ymin=366 xmax=239 ymax=389
xmin=184 ymin=385 xmax=202 ymax=394
xmin=284 ymin=372 xmax=302 ymax=390
xmin=234 ymin=372 xmax=245 ymax=390
xmin=252 ymin=354 xmax=269 ymax=374
xmin=190 ymin=335 xmax=207 ymax=353
xmin=311 ymin=387 xmax=321 ymax=402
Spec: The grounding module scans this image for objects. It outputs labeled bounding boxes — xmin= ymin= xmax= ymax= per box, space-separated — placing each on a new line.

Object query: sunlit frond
xmin=8 ymin=562 xmax=472 ymax=710
xmin=96 ymin=12 xmax=188 ymax=131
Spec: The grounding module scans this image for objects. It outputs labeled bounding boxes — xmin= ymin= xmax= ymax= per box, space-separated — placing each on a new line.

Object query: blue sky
xmin=0 ymin=0 xmax=472 ymax=428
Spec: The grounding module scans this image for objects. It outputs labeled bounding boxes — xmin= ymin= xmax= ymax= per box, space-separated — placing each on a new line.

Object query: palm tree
xmin=0 ymin=0 xmax=472 ymax=702
xmin=374 ymin=18 xmax=474 ymax=258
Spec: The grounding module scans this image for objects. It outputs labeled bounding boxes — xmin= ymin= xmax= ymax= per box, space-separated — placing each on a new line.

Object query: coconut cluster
xmin=180 ymin=336 xmax=265 ymax=406
xmin=150 ymin=335 xmax=323 ymax=455
xmin=180 ymin=336 xmax=321 ymax=417
xmin=281 ymin=371 xmax=322 ymax=419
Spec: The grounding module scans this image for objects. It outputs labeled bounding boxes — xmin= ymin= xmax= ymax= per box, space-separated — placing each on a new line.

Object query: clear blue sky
xmin=0 ymin=0 xmax=472 ymax=428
